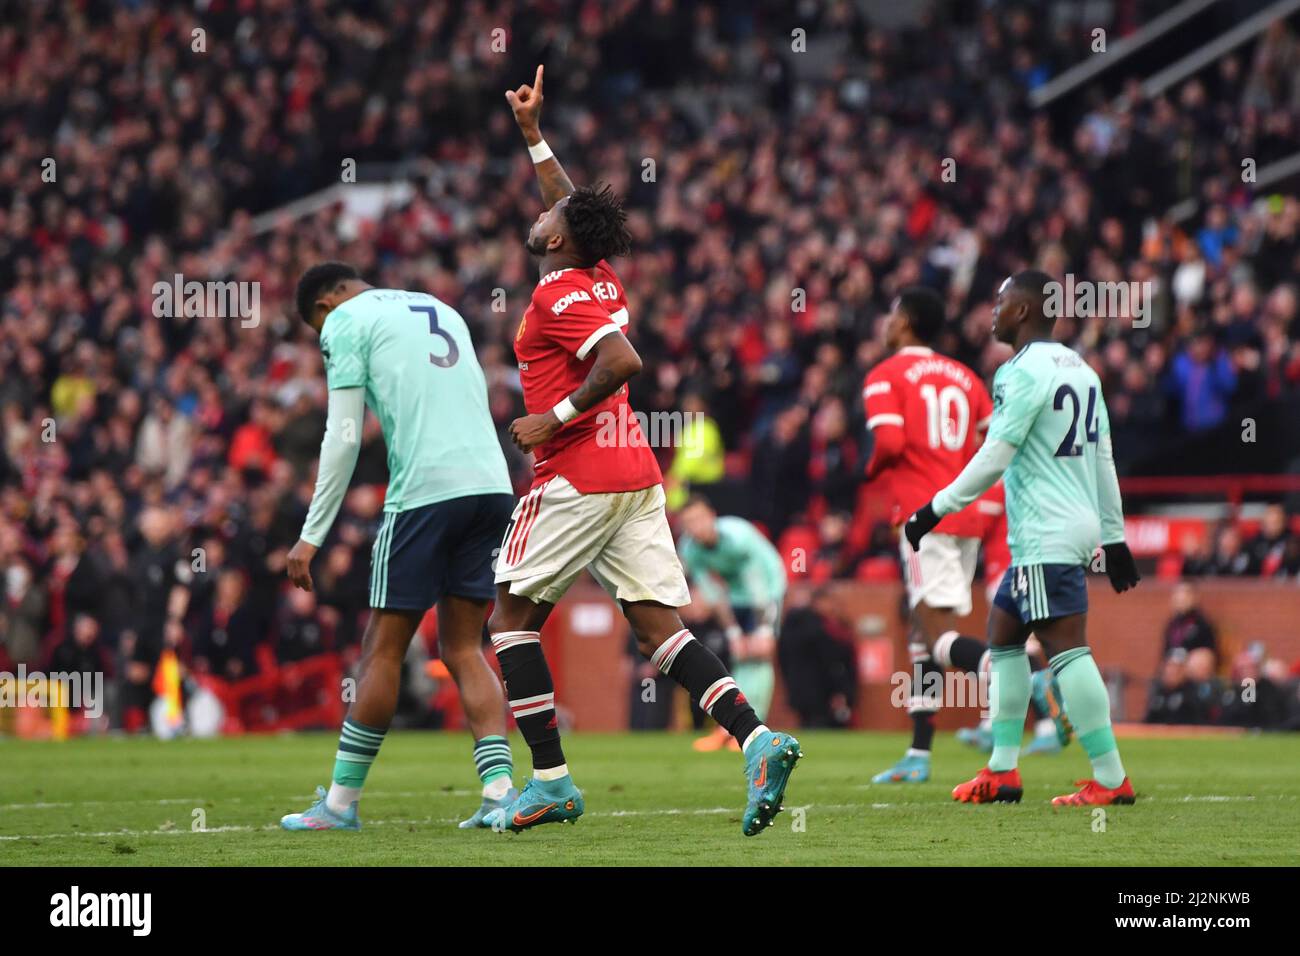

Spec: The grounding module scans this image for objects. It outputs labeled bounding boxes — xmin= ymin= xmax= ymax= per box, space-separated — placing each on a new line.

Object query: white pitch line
xmin=3 ymin=793 xmax=1291 ymax=841
xmin=0 ymin=788 xmax=478 ymax=812
xmin=0 ymin=797 xmax=207 ymax=811
xmin=0 ymin=803 xmax=859 ymax=842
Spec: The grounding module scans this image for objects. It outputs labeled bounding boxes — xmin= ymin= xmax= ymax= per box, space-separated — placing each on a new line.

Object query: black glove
xmin=904 ymin=502 xmax=941 ymax=551
xmin=1102 ymin=542 xmax=1141 ymax=593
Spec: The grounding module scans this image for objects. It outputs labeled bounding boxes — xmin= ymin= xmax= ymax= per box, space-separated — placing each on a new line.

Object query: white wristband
xmin=552 ymin=396 xmax=579 ymax=423
xmin=528 ymin=139 xmax=554 ymax=164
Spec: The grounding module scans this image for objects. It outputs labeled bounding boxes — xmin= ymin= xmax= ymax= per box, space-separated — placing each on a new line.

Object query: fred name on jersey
xmin=546 ymin=279 xmax=619 ymax=315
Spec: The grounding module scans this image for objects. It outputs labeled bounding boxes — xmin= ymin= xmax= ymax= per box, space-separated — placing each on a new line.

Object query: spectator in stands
xmin=1276 ymin=534 xmax=1300 ymax=580
xmin=750 ymin=404 xmax=811 ymax=541
xmin=0 ymin=556 xmax=45 ymax=667
xmin=810 ymin=511 xmax=858 ymax=582
xmin=1165 ymin=329 xmax=1237 ymax=433
xmin=1145 ymin=647 xmax=1222 ymax=725
xmin=135 ymin=395 xmax=193 ymax=490
xmin=1162 ymin=581 xmax=1219 ymax=663
xmin=777 ymin=588 xmax=856 ymax=729
xmin=47 ymin=613 xmax=111 ymax=686
xmin=227 ymin=399 xmax=279 ymax=477
xmin=1178 ymin=532 xmax=1214 ymax=577
xmin=1184 ymin=523 xmax=1255 ymax=577
xmin=311 ymin=542 xmax=368 ymax=651
xmin=1185 ymin=647 xmax=1226 ymax=724
xmin=808 ymin=397 xmax=860 ymax=518
xmin=1249 ymin=503 xmax=1294 ymax=575
xmin=192 ymin=570 xmax=259 ymax=681
xmin=664 ymin=392 xmax=725 ymax=512
xmin=1145 ymin=649 xmax=1200 ymax=724
xmin=275 ymin=588 xmax=333 ymax=664
xmin=1219 ymin=642 xmax=1289 ymax=729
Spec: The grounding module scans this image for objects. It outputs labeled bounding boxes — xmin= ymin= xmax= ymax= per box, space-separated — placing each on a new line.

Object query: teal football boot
xmin=483 ymin=776 xmax=584 ymax=832
xmin=1023 ymin=731 xmax=1063 ymax=755
xmin=956 ymin=723 xmax=994 ymax=752
xmin=742 ymin=731 xmax=802 ymax=836
xmin=280 ymin=785 xmax=361 ymax=831
xmin=871 ymin=751 xmax=931 ymax=784
xmin=458 ymin=788 xmax=519 ymax=829
xmin=1031 ymin=669 xmax=1073 ymax=747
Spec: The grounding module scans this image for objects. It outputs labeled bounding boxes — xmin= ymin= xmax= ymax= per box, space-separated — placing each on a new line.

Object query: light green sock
xmin=473 ymin=735 xmax=513 ymax=798
xmin=1051 ymin=647 xmax=1126 ymax=789
xmin=332 ymin=717 xmax=386 ymax=789
xmin=988 ymin=645 xmax=1031 ymax=772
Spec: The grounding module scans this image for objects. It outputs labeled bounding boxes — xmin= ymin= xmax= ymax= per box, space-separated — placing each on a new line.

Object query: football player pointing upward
xmin=484 ymin=66 xmax=802 ymax=836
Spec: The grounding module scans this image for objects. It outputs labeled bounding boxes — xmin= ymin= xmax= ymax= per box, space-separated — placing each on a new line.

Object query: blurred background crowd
xmin=1 ymin=0 xmax=1299 ymax=731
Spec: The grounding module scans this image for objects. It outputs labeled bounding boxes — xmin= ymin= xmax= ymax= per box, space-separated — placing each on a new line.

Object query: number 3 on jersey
xmin=408 ymin=305 xmax=460 ymax=368
xmin=1053 ymin=384 xmax=1098 ymax=457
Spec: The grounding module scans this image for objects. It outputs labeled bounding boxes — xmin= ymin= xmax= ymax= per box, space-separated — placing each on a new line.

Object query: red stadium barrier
xmin=1120 ymin=474 xmax=1300 ymax=503
xmin=194 ymin=649 xmax=346 ymax=735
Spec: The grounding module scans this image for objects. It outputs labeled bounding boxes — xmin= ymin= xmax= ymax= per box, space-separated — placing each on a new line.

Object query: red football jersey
xmin=513 ymin=260 xmax=661 ymax=494
xmin=863 ymin=346 xmax=993 ymax=538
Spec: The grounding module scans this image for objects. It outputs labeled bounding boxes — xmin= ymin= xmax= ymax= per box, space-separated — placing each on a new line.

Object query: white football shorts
xmin=495 ymin=476 xmax=690 ymax=607
xmin=898 ymin=531 xmax=980 ymax=617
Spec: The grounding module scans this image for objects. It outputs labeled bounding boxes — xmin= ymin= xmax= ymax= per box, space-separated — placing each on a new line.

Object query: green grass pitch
xmin=2 ymin=730 xmax=1296 ymax=866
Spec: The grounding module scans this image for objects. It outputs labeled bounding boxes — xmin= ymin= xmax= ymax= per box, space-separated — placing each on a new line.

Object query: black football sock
xmin=490 ymin=630 xmax=566 ymax=772
xmin=910 ymin=708 xmax=937 ymax=752
xmin=908 ymin=642 xmax=944 ymax=752
xmin=651 ymin=629 xmax=763 ymax=747
xmin=934 ymin=630 xmax=989 ymax=673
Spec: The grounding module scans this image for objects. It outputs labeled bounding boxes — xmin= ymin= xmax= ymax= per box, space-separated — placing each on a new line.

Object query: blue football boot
xmin=871 ymin=751 xmax=931 ymax=784
xmin=742 ymin=731 xmax=802 ymax=836
xmin=483 ymin=776 xmax=584 ymax=832
xmin=1031 ymin=669 xmax=1074 ymax=747
xmin=458 ymin=788 xmax=520 ymax=829
xmin=280 ymin=785 xmax=361 ymax=831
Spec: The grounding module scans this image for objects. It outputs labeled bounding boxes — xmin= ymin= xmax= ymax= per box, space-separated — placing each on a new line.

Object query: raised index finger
xmin=534 ymin=64 xmax=544 ymax=94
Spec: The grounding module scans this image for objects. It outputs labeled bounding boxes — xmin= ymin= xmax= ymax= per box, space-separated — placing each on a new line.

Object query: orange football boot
xmin=952 ymin=766 xmax=1024 ymax=804
xmin=1051 ymin=777 xmax=1136 ymax=807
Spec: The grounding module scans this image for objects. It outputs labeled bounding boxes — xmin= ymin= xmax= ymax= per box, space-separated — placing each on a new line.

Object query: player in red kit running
xmin=482 ymin=66 xmax=801 ymax=837
xmin=863 ymin=287 xmax=997 ymax=784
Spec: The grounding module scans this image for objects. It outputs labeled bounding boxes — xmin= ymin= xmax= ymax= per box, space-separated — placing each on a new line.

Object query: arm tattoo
xmin=569 ymin=365 xmax=619 ymax=413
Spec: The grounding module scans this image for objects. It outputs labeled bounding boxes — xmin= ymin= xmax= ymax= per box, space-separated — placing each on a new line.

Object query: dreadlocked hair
xmin=561 ymin=183 xmax=632 ymax=265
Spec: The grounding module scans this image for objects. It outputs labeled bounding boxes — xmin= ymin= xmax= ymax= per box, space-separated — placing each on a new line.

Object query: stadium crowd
xmin=1146 ymin=581 xmax=1300 ymax=729
xmin=2 ymin=1 xmax=1299 ymax=729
